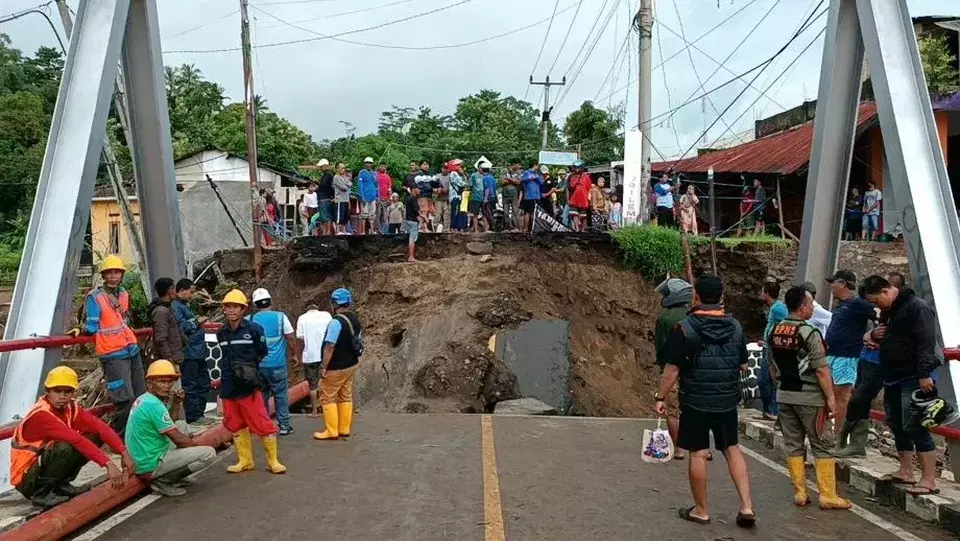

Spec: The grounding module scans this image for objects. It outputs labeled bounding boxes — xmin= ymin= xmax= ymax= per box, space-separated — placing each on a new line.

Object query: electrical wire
xmin=545 ymin=0 xmax=585 ymax=75
xmin=0 ymin=4 xmax=65 ymax=52
xmin=559 ymin=0 xmax=612 ymax=77
xmin=166 ymin=0 xmax=474 ymax=54
xmin=164 ymin=8 xmax=238 ymax=40
xmin=592 ymin=32 xmax=630 ymax=102
xmin=529 ymin=0 xmax=561 ymax=77
xmin=655 ymin=23 xmax=683 ymax=152
xmin=257 ymin=0 xmax=416 ymax=29
xmin=553 ymin=0 xmax=620 ymax=108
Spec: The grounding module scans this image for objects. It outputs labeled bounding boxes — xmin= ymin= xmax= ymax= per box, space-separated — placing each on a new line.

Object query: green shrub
xmin=121 ymin=270 xmax=150 ymax=327
xmin=609 ymin=225 xmax=686 ymax=278
xmin=0 ymin=243 xmax=21 ymax=285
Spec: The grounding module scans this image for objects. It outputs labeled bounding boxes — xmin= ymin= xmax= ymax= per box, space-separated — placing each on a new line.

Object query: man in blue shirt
xmin=468 ymin=163 xmax=491 ymax=232
xmin=759 ymin=281 xmax=787 ymax=420
xmin=482 ymin=163 xmax=497 ymax=231
xmin=313 ymin=288 xmax=363 ymax=441
xmin=357 ymin=157 xmax=379 ymax=235
xmin=655 ymin=174 xmax=676 ymax=228
xmin=249 ymin=288 xmax=297 ymax=436
xmin=171 ymin=279 xmax=215 ymax=426
xmin=520 ymin=160 xmax=543 ymax=232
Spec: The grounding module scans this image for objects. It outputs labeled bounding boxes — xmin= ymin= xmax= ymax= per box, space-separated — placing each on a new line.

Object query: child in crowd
xmin=387 ymin=193 xmax=404 ymax=234
xmin=609 ymin=194 xmax=622 ymax=229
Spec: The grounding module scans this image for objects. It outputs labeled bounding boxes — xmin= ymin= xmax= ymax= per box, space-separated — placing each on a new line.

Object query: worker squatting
xmin=10 ymin=255 xmax=363 ymax=505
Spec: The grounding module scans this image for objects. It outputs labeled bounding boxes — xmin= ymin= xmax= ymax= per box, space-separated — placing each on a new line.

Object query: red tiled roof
xmin=652 ymin=102 xmax=878 ymax=176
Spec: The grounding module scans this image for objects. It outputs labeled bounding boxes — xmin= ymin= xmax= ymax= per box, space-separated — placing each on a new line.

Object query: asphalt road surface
xmin=92 ymin=414 xmax=949 ymax=541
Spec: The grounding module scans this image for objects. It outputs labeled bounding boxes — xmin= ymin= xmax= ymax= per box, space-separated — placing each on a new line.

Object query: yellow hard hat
xmin=222 ymin=289 xmax=248 ymax=307
xmin=146 ymin=359 xmax=179 ymax=379
xmin=99 ymin=255 xmax=126 ymax=274
xmin=44 ymin=366 xmax=79 ymax=390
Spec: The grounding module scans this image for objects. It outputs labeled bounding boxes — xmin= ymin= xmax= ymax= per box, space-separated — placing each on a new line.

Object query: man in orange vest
xmin=11 ymin=366 xmax=134 ymax=508
xmin=74 ymin=255 xmax=146 ymax=436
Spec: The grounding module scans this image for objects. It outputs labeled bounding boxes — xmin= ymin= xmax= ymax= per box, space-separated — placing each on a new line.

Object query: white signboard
xmin=538 ymin=150 xmax=580 ymax=166
xmin=622 ymin=129 xmax=645 ymax=226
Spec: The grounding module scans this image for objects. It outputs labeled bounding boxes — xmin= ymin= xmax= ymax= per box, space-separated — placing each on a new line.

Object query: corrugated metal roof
xmin=652 ymin=102 xmax=878 ymax=176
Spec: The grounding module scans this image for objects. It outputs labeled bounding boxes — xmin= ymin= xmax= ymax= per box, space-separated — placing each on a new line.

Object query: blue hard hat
xmin=572 ymin=160 xmax=584 ymax=168
xmin=331 ymin=287 xmax=353 ymax=306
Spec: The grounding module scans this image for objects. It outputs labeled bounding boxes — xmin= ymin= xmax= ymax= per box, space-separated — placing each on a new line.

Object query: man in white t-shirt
xmin=296 ymin=304 xmax=333 ymax=418
xmin=861 ymin=181 xmax=882 ymax=241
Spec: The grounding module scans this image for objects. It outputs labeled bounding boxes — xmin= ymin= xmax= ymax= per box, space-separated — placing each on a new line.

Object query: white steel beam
xmin=795 ymin=0 xmax=864 ymax=306
xmin=0 ymin=0 xmax=131 ymax=489
xmin=122 ymin=0 xmax=185 ymax=283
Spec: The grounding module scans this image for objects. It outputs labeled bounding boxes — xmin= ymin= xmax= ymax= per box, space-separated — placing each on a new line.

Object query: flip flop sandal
xmin=673 ymin=454 xmax=686 ymax=461
xmin=907 ymin=487 xmax=941 ymax=497
xmin=706 ymin=452 xmax=714 ymax=461
xmin=678 ymin=506 xmax=711 ymax=525
xmin=736 ymin=511 xmax=757 ymax=528
xmin=879 ymin=475 xmax=916 ymax=485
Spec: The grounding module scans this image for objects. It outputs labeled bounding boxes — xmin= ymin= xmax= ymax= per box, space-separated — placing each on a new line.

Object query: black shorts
xmin=520 ymin=199 xmax=537 ymax=213
xmin=304 ymin=363 xmax=321 ymax=391
xmin=677 ymin=407 xmax=739 ymax=452
xmin=336 ymin=202 xmax=350 ymax=225
xmin=468 ymin=200 xmax=482 ymax=215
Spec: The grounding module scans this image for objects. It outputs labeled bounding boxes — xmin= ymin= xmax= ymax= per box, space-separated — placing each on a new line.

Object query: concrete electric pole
xmin=636 ymin=0 xmax=653 ymax=223
xmin=529 ymin=75 xmax=566 ymax=150
xmin=54 ymin=0 xmax=149 ymax=293
xmin=239 ymin=0 xmax=263 ymax=280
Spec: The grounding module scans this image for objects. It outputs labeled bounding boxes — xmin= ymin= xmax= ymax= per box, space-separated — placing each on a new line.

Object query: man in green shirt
xmin=126 ymin=360 xmax=216 ymax=497
xmin=655 ymin=277 xmax=692 ymax=459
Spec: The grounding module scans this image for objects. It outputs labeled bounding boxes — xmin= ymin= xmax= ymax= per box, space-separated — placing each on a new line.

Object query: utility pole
xmin=636 ymin=0 xmax=653 ymax=223
xmin=240 ymin=0 xmax=263 ymax=280
xmin=55 ymin=0 xmax=149 ymax=294
xmin=529 ymin=75 xmax=566 ymax=150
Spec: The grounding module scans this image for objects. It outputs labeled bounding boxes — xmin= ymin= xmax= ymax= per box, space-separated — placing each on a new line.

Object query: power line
xmin=257 ymin=0 xmax=416 ymax=29
xmin=545 ymin=0 xmax=585 ymax=75
xmin=164 ymin=8 xmax=238 ymax=40
xmin=0 ymin=3 xmax=65 ymax=52
xmin=553 ymin=0 xmax=620 ymax=108
xmin=166 ymin=0 xmax=474 ymax=54
xmin=529 ymin=0 xmax=560 ymax=76
xmin=559 ymin=0 xmax=612 ymax=77
xmin=592 ymin=32 xmax=631 ymax=102
xmin=655 ymin=23 xmax=683 ymax=152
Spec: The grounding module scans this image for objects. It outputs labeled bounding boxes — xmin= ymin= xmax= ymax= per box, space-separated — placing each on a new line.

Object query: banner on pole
xmin=622 ymin=129 xmax=644 ymax=226
xmin=532 ymin=205 xmax=572 ymax=233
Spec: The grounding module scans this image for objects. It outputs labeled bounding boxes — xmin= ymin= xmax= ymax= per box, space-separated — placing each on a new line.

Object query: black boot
xmin=54 ymin=483 xmax=90 ymax=497
xmin=31 ymin=488 xmax=70 ymax=508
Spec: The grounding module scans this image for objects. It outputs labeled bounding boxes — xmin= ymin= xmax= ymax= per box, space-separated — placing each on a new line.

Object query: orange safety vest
xmin=10 ymin=398 xmax=81 ymax=487
xmin=88 ymin=288 xmax=138 ymax=357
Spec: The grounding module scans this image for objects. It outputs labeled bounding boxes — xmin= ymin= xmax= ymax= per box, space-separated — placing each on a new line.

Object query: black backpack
xmin=337 ymin=314 xmax=364 ymax=357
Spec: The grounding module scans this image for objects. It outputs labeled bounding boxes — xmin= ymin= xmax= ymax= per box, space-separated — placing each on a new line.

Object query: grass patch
xmin=609 ymin=225 xmax=790 ymax=278
xmin=0 ymin=243 xmax=21 ymax=286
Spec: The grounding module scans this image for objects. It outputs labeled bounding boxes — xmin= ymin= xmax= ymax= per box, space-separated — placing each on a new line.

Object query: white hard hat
xmin=540 ymin=165 xmax=550 ymax=174
xmin=363 ymin=157 xmax=374 ymax=163
xmin=317 ymin=158 xmax=330 ymax=167
xmin=251 ymin=288 xmax=271 ymax=303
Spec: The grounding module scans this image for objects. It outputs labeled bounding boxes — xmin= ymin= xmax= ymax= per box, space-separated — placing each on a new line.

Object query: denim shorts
xmin=405 ymin=220 xmax=420 ymax=243
xmin=827 ymin=356 xmax=859 ymax=386
xmin=863 ymin=214 xmax=879 ymax=232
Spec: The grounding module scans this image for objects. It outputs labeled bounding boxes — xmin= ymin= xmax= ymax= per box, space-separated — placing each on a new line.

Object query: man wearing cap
xmin=249 ymin=288 xmax=297 ymax=436
xmin=315 ymin=288 xmax=363 ymax=441
xmin=316 ymin=159 xmax=335 ymax=236
xmin=520 ymin=160 xmax=543 ymax=232
xmin=125 ymin=360 xmax=216 ymax=497
xmin=824 ymin=269 xmax=876 ymax=436
xmin=11 ymin=366 xmax=134 ymax=508
xmin=655 ymin=275 xmax=755 ymax=527
xmin=358 ymin=158 xmax=379 ymax=235
xmin=76 ymin=255 xmax=145 ymax=435
xmin=217 ymin=289 xmax=287 ymax=474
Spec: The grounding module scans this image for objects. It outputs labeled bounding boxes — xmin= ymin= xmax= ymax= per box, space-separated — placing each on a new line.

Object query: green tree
xmin=562 ymin=101 xmax=624 ymax=166
xmin=208 ymin=102 xmax=320 ymax=169
xmin=919 ymin=34 xmax=959 ymax=93
xmin=164 ymin=64 xmax=226 ymax=158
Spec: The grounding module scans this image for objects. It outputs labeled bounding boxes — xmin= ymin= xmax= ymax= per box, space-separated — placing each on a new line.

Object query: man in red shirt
xmin=11 ymin=366 xmax=134 ymax=508
xmin=567 ymin=161 xmax=592 ymax=231
xmin=376 ymin=162 xmax=393 ymax=234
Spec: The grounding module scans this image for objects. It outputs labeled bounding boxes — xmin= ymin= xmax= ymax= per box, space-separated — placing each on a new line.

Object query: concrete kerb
xmin=2 ymin=382 xmax=309 ymax=541
xmin=737 ymin=408 xmax=960 ymax=534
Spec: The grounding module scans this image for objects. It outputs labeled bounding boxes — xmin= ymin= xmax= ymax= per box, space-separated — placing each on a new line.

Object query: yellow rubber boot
xmin=815 ymin=459 xmax=851 ymax=510
xmin=786 ymin=456 xmax=810 ymax=506
xmin=338 ymin=402 xmax=354 ymax=437
xmin=313 ymin=403 xmax=339 ymax=440
xmin=262 ymin=434 xmax=287 ymax=474
xmin=226 ymin=429 xmax=255 ymax=473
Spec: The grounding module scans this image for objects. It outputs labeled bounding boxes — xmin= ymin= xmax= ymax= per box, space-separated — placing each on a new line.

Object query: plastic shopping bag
xmin=641 ymin=418 xmax=675 ymax=463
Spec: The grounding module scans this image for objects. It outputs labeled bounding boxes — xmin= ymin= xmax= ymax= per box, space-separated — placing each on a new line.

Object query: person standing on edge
xmin=655 ymin=275 xmax=755 ymax=528
xmin=316 ymin=159 xmax=335 ymax=236
xmin=759 ymin=281 xmax=787 ymax=421
xmin=304 ymin=181 xmax=320 ymax=234
xmin=387 ymin=192 xmax=404 ymax=234
xmin=769 ymin=286 xmax=850 ymax=510
xmin=520 ymin=160 xmax=543 ymax=232
xmin=654 ymin=277 xmax=693 ymax=461
xmin=862 ymin=275 xmax=941 ymax=496
xmin=824 ymin=270 xmax=875 ymax=436
xmin=171 ymin=279 xmax=215 ymax=426
xmin=297 ymin=303 xmax=333 ymax=418
xmin=333 ymin=163 xmax=352 ymax=234
xmin=376 ymin=162 xmax=393 ymax=234
xmin=74 ymin=255 xmax=144 ymax=436
xmin=403 ymin=160 xmax=419 ymax=195
xmin=314 ymin=288 xmax=363 ymax=441
xmin=435 ymin=162 xmax=451 ymax=233
xmin=249 ymin=288 xmax=297 ymax=436
xmin=752 ymin=179 xmax=767 ymax=235
xmin=861 ymin=181 xmax=882 ymax=241
xmin=125 ymin=360 xmax=216 ymax=497
xmin=448 ymin=159 xmax=467 ymax=231
xmin=357 ymin=157 xmax=379 ymax=235
xmin=502 ymin=160 xmax=522 ymax=231
xmin=567 ymin=161 xmax=592 ymax=231
xmin=468 ymin=163 xmax=488 ymax=233
xmin=216 ymin=290 xmax=286 ymax=474
xmin=481 ymin=162 xmax=497 ymax=231
xmin=405 ymin=185 xmax=423 ymax=262
xmin=654 ymin=174 xmax=676 ymax=228
xmin=11 ymin=367 xmax=134 ymax=508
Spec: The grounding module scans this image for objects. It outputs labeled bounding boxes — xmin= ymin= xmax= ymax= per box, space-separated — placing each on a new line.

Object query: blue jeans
xmin=181 ymin=357 xmax=211 ymax=423
xmin=259 ymin=366 xmax=290 ymax=430
xmin=758 ymin=349 xmax=778 ymax=416
xmin=884 ymin=378 xmax=936 ymax=453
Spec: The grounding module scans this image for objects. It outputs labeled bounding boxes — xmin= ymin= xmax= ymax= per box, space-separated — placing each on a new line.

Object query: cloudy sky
xmin=1 ymin=0 xmax=956 ymax=159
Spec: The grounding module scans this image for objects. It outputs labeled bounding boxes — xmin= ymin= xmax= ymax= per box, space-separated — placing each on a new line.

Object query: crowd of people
xmin=653 ymin=267 xmax=954 ymax=527
xmin=10 ymin=255 xmax=364 ymax=505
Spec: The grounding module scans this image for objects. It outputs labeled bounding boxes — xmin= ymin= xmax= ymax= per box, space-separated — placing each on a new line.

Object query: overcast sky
xmin=1 ymin=0 xmax=956 ymax=159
